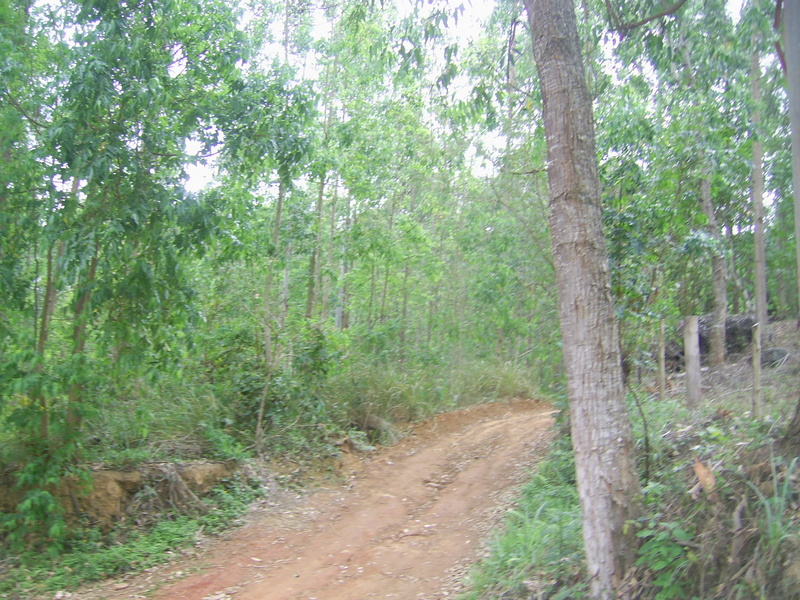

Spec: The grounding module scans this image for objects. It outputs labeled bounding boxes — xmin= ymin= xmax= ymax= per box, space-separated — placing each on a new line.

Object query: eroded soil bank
xmin=72 ymin=399 xmax=556 ymax=600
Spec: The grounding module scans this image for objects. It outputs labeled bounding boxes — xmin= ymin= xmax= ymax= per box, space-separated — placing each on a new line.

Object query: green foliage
xmin=743 ymin=456 xmax=799 ymax=567
xmin=323 ymin=356 xmax=537 ymax=434
xmin=628 ymin=378 xmax=800 ymax=599
xmin=0 ymin=489 xmax=66 ymax=557
xmin=0 ymin=440 xmax=92 ymax=557
xmin=464 ymin=327 xmax=800 ymax=599
xmin=635 ymin=521 xmax=696 ymax=600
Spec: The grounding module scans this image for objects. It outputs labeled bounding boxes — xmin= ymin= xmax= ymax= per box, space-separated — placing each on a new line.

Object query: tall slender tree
xmin=523 ymin=0 xmax=640 ymax=597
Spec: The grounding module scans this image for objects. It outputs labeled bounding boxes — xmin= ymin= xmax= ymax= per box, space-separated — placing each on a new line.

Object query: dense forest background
xmin=1 ymin=0 xmax=798 ymax=596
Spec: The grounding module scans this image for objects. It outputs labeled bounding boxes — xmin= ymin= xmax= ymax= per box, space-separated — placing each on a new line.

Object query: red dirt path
xmin=82 ymin=399 xmax=555 ymax=600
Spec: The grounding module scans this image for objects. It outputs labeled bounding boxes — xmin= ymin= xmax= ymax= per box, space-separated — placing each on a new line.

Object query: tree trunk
xmin=726 ymin=224 xmax=752 ymax=314
xmin=751 ymin=46 xmax=768 ymax=330
xmin=306 ymin=173 xmax=326 ymax=319
xmin=677 ymin=19 xmax=727 ymax=364
xmin=684 ymin=315 xmax=701 ymax=409
xmin=379 ymin=195 xmax=398 ymax=325
xmin=524 ymin=0 xmax=641 ymax=597
xmin=785 ymin=0 xmax=800 ymax=321
xmin=35 ymin=240 xmax=65 ymax=440
xmin=699 ymin=168 xmax=727 ymax=366
xmin=400 ymin=261 xmax=410 ymax=361
xmin=367 ymin=262 xmax=376 ymax=329
xmin=322 ymin=177 xmax=338 ymax=319
xmin=66 ymin=246 xmax=99 ymax=437
xmin=255 ymin=179 xmax=287 ymax=453
xmin=379 ymin=265 xmax=390 ymax=324
xmin=658 ymin=319 xmax=667 ymax=401
xmin=336 ymin=191 xmax=351 ymax=330
xmin=752 ymin=322 xmax=763 ymax=418
xmin=281 ymin=243 xmax=291 ymax=330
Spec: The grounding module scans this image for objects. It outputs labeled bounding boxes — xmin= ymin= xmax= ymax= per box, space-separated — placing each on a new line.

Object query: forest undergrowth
xmin=3 ymin=322 xmax=800 ymax=600
xmin=462 ymin=320 xmax=800 ymax=600
xmin=0 ymin=347 xmax=538 ymax=599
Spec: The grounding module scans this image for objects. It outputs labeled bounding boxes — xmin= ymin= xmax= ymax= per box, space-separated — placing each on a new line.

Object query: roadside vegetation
xmin=0 ymin=351 xmax=538 ymax=598
xmin=464 ymin=322 xmax=800 ymax=600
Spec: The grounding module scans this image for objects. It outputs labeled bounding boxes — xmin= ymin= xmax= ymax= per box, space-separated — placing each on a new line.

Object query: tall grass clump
xmin=80 ymin=378 xmax=242 ymax=466
xmin=323 ymin=356 xmax=539 ymax=433
xmin=624 ymin=383 xmax=800 ymax=600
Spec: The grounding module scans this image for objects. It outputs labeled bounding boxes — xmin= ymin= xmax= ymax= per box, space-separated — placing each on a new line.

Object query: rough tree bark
xmin=523 ymin=0 xmax=641 ymax=597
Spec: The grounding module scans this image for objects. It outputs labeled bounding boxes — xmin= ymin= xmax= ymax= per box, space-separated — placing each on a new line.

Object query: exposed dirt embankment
xmin=75 ymin=399 xmax=556 ymax=600
xmin=0 ymin=462 xmax=237 ymax=530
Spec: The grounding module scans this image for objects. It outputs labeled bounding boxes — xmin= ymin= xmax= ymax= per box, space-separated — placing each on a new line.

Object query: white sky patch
xmin=311 ymin=11 xmax=333 ymax=39
xmin=397 ymin=0 xmax=495 ymax=37
xmin=184 ymin=139 xmax=217 ymax=193
xmin=726 ymin=0 xmax=744 ymax=23
xmin=457 ymin=0 xmax=496 ymax=41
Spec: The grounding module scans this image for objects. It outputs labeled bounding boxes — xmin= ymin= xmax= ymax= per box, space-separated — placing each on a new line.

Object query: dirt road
xmin=90 ymin=399 xmax=555 ymax=600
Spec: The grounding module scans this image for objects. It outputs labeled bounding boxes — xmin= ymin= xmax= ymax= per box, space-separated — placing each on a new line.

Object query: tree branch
xmin=3 ymin=91 xmax=46 ymax=130
xmin=502 ymin=167 xmax=546 ymax=175
xmin=608 ymin=0 xmax=689 ymax=34
xmin=774 ymin=0 xmax=788 ymax=74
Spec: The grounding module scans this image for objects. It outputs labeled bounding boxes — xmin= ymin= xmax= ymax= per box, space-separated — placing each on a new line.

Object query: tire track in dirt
xmin=87 ymin=399 xmax=556 ymax=600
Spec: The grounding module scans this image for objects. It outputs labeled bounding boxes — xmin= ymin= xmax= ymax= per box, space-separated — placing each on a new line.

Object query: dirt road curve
xmin=94 ymin=399 xmax=555 ymax=600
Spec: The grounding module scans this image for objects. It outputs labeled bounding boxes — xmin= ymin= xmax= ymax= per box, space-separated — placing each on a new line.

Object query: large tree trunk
xmin=524 ymin=0 xmax=640 ymax=597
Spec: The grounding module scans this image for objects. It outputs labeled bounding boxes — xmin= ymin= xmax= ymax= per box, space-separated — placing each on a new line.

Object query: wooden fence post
xmin=684 ymin=316 xmax=701 ymax=409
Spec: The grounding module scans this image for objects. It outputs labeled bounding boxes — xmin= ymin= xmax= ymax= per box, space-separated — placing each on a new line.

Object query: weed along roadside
xmin=465 ymin=320 xmax=800 ymax=600
xmin=1 ymin=353 xmax=541 ymax=598
xmin=0 ymin=460 xmax=267 ymax=598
